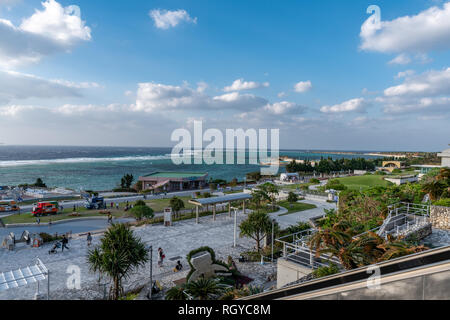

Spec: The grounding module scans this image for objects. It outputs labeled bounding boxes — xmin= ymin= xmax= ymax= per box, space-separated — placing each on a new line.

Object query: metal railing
xmin=276 ymin=229 xmax=340 ymax=269
xmin=378 ymin=202 xmax=430 ymax=239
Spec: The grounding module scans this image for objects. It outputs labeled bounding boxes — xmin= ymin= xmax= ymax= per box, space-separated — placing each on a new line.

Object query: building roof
xmin=189 ymin=192 xmax=252 ymax=206
xmin=141 ymin=172 xmax=208 ymax=179
xmin=438 ymin=148 xmax=450 ymax=157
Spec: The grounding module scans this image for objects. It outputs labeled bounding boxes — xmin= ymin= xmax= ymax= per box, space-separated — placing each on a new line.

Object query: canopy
xmin=189 ymin=192 xmax=252 ymax=206
xmin=0 ymin=258 xmax=48 ymax=292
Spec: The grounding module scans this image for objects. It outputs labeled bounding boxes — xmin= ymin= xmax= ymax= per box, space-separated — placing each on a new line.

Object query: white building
xmin=438 ymin=147 xmax=450 ymax=167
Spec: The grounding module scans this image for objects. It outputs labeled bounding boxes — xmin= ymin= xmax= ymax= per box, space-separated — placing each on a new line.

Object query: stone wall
xmin=430 ymin=206 xmax=450 ymax=230
xmin=405 ymin=223 xmax=432 ymax=242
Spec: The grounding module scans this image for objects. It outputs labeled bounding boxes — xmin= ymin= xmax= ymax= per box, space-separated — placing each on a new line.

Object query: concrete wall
xmin=277 ymin=258 xmax=312 ymax=289
xmin=430 ymin=205 xmax=450 ymax=230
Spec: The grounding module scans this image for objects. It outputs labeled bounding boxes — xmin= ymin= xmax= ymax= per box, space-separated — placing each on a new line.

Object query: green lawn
xmin=278 ymin=201 xmax=317 ymax=216
xmin=145 ymin=196 xmax=195 ymax=212
xmin=334 ymin=175 xmax=393 ymax=191
xmin=2 ymin=209 xmax=128 ymax=224
xmin=280 ymin=182 xmax=317 ymax=191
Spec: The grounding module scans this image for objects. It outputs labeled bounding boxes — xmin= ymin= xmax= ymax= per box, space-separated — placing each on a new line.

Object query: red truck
xmin=32 ymin=202 xmax=59 ymax=217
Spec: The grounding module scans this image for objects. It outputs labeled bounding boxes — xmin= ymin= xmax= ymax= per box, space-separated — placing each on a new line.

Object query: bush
xmin=434 ymin=198 xmax=450 ymax=207
xmin=310 ymin=178 xmax=320 ymax=184
xmin=312 ymin=263 xmax=340 ymax=279
xmin=39 ymin=232 xmax=62 ymax=243
xmin=375 ymin=171 xmax=387 ymax=176
xmin=134 ymin=200 xmax=146 ymax=207
xmin=130 ymin=205 xmax=154 ymax=221
xmin=325 ymin=179 xmax=347 ymax=191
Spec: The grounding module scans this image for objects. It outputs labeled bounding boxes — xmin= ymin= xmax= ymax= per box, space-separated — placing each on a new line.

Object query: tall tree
xmin=239 ymin=211 xmax=277 ymax=253
xmin=87 ymin=223 xmax=148 ymax=300
xmin=170 ymin=197 xmax=185 ymax=218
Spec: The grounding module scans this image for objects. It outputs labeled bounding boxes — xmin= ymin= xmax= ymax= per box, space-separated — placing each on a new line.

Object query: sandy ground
xmin=0 ymin=209 xmax=277 ymax=300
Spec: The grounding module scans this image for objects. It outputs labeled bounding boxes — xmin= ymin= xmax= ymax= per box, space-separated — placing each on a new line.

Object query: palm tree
xmin=165 ymin=283 xmax=187 ymax=300
xmin=239 ymin=211 xmax=276 ymax=253
xmin=185 ymin=278 xmax=225 ymax=300
xmin=320 ymin=241 xmax=366 ymax=270
xmin=87 ymin=223 xmax=148 ymax=300
xmin=422 ymin=180 xmax=446 ymax=201
xmin=308 ymin=227 xmax=352 ymax=256
xmin=377 ymin=240 xmax=428 ymax=261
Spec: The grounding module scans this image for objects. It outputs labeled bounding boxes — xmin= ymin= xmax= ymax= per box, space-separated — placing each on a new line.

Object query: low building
xmin=438 ymin=147 xmax=450 ymax=167
xmin=384 ymin=175 xmax=418 ymax=186
xmin=138 ymin=172 xmax=208 ymax=193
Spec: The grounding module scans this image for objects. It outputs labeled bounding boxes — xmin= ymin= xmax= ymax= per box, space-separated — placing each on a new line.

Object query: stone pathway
xmin=0 ymin=210 xmax=275 ymax=300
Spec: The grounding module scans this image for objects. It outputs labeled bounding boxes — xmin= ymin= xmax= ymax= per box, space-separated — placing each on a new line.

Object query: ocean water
xmin=0 ymin=146 xmax=380 ymax=191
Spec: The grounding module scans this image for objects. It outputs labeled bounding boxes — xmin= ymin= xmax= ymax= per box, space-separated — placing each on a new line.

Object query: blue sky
xmin=0 ymin=0 xmax=449 ymax=151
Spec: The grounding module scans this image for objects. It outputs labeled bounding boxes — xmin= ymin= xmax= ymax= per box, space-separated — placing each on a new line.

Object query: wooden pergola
xmin=189 ymin=193 xmax=253 ymax=223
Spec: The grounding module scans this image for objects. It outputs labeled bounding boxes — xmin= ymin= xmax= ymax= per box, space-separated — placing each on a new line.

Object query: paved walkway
xmin=269 ymin=199 xmax=336 ymax=229
xmin=0 ymin=210 xmax=258 ymax=300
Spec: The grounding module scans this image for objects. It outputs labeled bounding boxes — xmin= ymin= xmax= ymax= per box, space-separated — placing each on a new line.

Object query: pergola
xmin=189 ymin=192 xmax=253 ymax=223
xmin=0 ymin=258 xmax=49 ymax=299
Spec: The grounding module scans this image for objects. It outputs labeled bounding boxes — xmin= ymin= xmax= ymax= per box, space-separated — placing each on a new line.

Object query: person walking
xmin=116 ymin=203 xmax=119 ymax=210
xmin=108 ymin=214 xmax=113 ymax=224
xmin=87 ymin=232 xmax=92 ymax=246
xmin=36 ymin=217 xmax=40 ymax=225
xmin=61 ymin=235 xmax=69 ymax=252
xmin=157 ymin=248 xmax=165 ymax=267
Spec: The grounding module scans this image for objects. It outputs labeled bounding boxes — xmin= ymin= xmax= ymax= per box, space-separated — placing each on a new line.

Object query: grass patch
xmin=278 ymin=201 xmax=317 ymax=216
xmin=144 ymin=196 xmax=195 ymax=212
xmin=2 ymin=208 xmax=128 ymax=224
xmin=334 ymin=175 xmax=392 ymax=191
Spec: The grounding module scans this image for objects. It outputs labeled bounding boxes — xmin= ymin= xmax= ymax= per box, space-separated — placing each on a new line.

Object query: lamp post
xmin=231 ymin=207 xmax=238 ymax=248
xmin=147 ymin=245 xmax=153 ymax=300
xmin=271 ymin=219 xmax=276 ymax=262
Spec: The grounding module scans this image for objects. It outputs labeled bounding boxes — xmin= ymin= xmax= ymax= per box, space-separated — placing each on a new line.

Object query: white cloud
xmin=388 ymin=54 xmax=412 ymax=65
xmin=132 ymin=82 xmax=267 ymax=113
xmin=20 ymin=0 xmax=91 ymax=45
xmin=0 ymin=0 xmax=91 ymax=68
xmin=382 ymin=97 xmax=450 ymax=114
xmin=223 ymin=78 xmax=269 ymax=92
xmin=294 ymin=80 xmax=312 ymax=93
xmin=360 ymin=2 xmax=450 ymax=54
xmin=378 ymin=68 xmax=450 ymax=115
xmin=0 ymin=70 xmax=83 ymax=104
xmin=395 ymin=70 xmax=415 ymax=79
xmin=263 ymin=101 xmax=305 ymax=115
xmin=149 ymin=9 xmax=197 ymax=30
xmin=384 ymin=67 xmax=450 ymax=97
xmin=320 ymin=98 xmax=368 ymax=113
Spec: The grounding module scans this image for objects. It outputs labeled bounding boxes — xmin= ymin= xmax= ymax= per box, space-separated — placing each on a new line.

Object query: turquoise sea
xmin=0 ymin=146 xmax=381 ymax=191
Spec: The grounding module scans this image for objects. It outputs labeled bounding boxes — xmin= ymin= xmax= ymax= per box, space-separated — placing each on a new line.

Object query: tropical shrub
xmin=130 ymin=205 xmax=154 ymax=221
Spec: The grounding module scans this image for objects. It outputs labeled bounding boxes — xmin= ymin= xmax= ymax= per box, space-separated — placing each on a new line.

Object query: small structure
xmin=188 ymin=251 xmax=231 ymax=282
xmin=0 ymin=258 xmax=49 ymax=300
xmin=189 ymin=192 xmax=252 ymax=223
xmin=381 ymin=161 xmax=405 ymax=173
xmin=438 ymin=146 xmax=450 ymax=167
xmin=384 ymin=175 xmax=418 ymax=186
xmin=164 ymin=207 xmax=172 ymax=227
xmin=138 ymin=172 xmax=208 ymax=193
xmin=280 ymin=173 xmax=299 ymax=182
